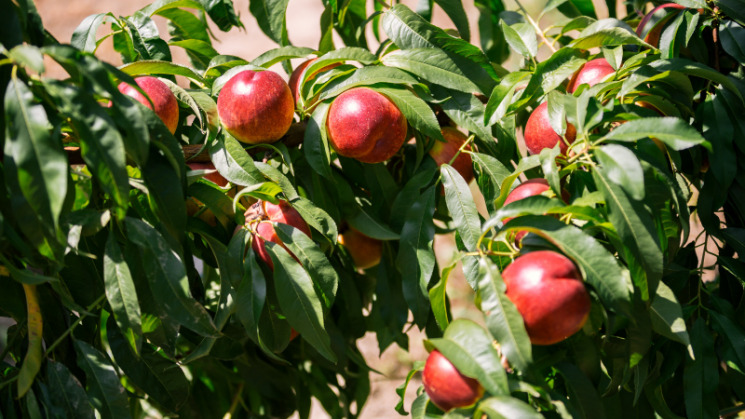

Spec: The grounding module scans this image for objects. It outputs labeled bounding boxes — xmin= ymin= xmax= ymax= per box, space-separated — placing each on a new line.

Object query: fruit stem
xmin=43 ymin=293 xmax=107 ymax=358
xmin=513 ymin=0 xmax=557 ymax=53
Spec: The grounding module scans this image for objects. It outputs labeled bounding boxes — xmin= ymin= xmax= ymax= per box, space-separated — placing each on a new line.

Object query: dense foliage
xmin=1 ymin=0 xmax=744 ymax=417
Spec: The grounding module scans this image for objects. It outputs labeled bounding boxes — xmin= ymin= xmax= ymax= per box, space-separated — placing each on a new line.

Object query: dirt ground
xmin=32 ymin=0 xmax=482 ymax=416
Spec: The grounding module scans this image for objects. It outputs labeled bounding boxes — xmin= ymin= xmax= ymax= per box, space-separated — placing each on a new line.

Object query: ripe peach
xmin=246 ymin=200 xmax=311 ymax=269
xmin=422 ymin=349 xmax=484 ymax=411
xmin=566 ymin=58 xmax=615 ymax=93
xmin=338 ymin=226 xmax=382 ymax=270
xmin=288 ymin=58 xmax=340 ymax=104
xmin=217 ymin=70 xmax=295 ymax=144
xmin=428 ymin=127 xmax=474 ymax=184
xmin=523 ymin=102 xmax=576 ymax=155
xmin=117 ymin=76 xmax=179 ymax=134
xmin=326 ymin=87 xmax=407 ymax=164
xmin=502 ymin=250 xmax=591 ymax=345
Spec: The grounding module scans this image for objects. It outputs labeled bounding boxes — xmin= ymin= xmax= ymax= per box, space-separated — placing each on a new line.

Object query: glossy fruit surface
xmin=503 ymin=178 xmax=550 ymax=242
xmin=118 ymin=76 xmax=179 ymax=133
xmin=217 ymin=70 xmax=294 ymax=144
xmin=523 ymin=102 xmax=576 ymax=155
xmin=338 ymin=226 xmax=382 ymax=269
xmin=428 ymin=127 xmax=474 ymax=183
xmin=187 ymin=162 xmax=228 ymax=187
xmin=502 ymin=250 xmax=591 ymax=345
xmin=422 ymin=349 xmax=484 ymax=412
xmin=247 ymin=200 xmax=311 ymax=269
xmin=566 ymin=58 xmax=615 ymax=93
xmin=636 ymin=3 xmax=687 ymax=46
xmin=327 ymin=87 xmax=407 ymax=164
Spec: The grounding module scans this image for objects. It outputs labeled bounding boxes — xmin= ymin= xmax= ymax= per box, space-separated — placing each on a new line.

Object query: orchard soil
xmin=34 ymin=0 xmax=483 ymax=416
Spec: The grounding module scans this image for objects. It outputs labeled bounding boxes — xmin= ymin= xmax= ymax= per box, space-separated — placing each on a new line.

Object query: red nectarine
xmin=428 ymin=127 xmax=474 ymax=184
xmin=117 ymin=76 xmax=179 ymax=134
xmin=502 ymin=250 xmax=591 ymax=345
xmin=422 ymin=349 xmax=484 ymax=412
xmin=326 ymin=87 xmax=407 ymax=164
xmin=566 ymin=58 xmax=615 ymax=93
xmin=217 ymin=70 xmax=295 ymax=144
xmin=523 ymin=102 xmax=576 ymax=155
xmin=246 ymin=200 xmax=311 ymax=269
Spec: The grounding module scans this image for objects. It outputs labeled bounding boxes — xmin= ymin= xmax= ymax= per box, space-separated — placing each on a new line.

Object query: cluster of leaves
xmin=0 ymin=0 xmax=744 ymax=417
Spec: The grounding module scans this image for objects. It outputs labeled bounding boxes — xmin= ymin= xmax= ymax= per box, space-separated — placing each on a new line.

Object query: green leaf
xmin=6 ymin=44 xmax=45 ymax=73
xmin=476 ymin=257 xmax=532 ymax=372
xmin=346 ymin=206 xmax=399 ymax=240
xmin=71 ymin=13 xmax=115 ymax=52
xmin=570 ymin=27 xmax=652 ymax=50
xmin=650 ymin=280 xmax=692 ymax=357
xmin=124 ymin=14 xmax=171 ymax=62
xmin=234 ymin=248 xmax=267 ymax=344
xmin=555 ymin=362 xmax=606 ymax=418
xmin=374 ymin=85 xmax=443 ymax=141
xmin=397 ymin=185 xmax=437 ymax=327
xmin=141 ymin=145 xmax=187 ymax=242
xmin=595 ymin=144 xmax=645 ymax=200
xmin=266 ymin=242 xmax=337 ymax=362
xmin=107 ymin=317 xmax=189 ymax=413
xmin=44 ymin=81 xmax=129 ymax=220
xmin=118 ymin=60 xmax=205 ymax=83
xmin=209 ymin=133 xmax=265 ymax=186
xmin=74 ymin=340 xmax=131 ymax=419
xmin=381 ymin=49 xmax=482 ymax=94
xmin=470 ymin=152 xmax=511 ymax=193
xmin=201 ymin=0 xmax=244 ymax=31
xmin=434 ymin=0 xmax=470 ymax=40
xmin=124 ymin=217 xmax=220 ymax=337
xmin=4 ymin=74 xmax=67 ymax=233
xmin=46 ymin=361 xmax=95 ymax=419
xmin=395 ymin=365 xmax=423 ymax=415
xmin=593 ymin=169 xmax=662 ymax=301
xmin=429 ymin=261 xmax=455 ymax=331
xmin=500 ymin=11 xmax=537 ymax=58
xmin=248 ymin=0 xmax=289 ymax=45
xmin=251 ymin=46 xmax=316 ymax=67
xmin=431 ymin=318 xmax=510 ymax=396
xmin=169 ymin=39 xmax=218 ymax=67
xmin=274 ymin=223 xmax=339 ymax=307
xmin=319 ymin=66 xmax=419 ymax=100
xmin=104 ymin=234 xmax=142 ymax=354
xmin=684 ymin=318 xmax=719 ymax=419
xmin=601 ymin=117 xmax=709 ymax=150
xmin=715 ymin=0 xmax=745 ymax=27
xmin=710 ymin=310 xmax=745 ymax=373
xmin=302 ymin=100 xmax=334 ymax=180
xmin=441 ymin=165 xmax=481 ymax=251
xmin=475 ymin=396 xmax=542 ymax=418
xmin=502 ymin=215 xmax=633 ymax=316
xmin=430 ymin=85 xmax=493 ymax=143
xmin=290 ymin=196 xmax=339 ymax=242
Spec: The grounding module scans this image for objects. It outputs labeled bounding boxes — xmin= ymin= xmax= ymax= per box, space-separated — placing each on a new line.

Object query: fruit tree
xmin=1 ymin=0 xmax=745 ymax=417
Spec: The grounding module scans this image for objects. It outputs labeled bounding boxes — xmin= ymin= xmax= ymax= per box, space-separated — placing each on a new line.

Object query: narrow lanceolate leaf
xmin=381 ymin=49 xmax=482 ymax=94
xmin=601 ymin=117 xmax=709 ymax=151
xmin=475 ymin=396 xmax=543 ymax=419
xmin=397 ymin=185 xmax=437 ymax=327
xmin=684 ymin=318 xmax=719 ymax=419
xmin=104 ymin=234 xmax=142 ymax=354
xmin=441 ymin=165 xmax=481 ymax=251
xmin=290 ymin=196 xmax=338 ymax=242
xmin=555 ymin=362 xmax=606 ymax=418
xmin=107 ymin=318 xmax=189 ymax=413
xmin=17 ymin=284 xmax=43 ymax=397
xmin=709 ymin=310 xmax=745 ymax=372
xmin=46 ymin=361 xmax=95 ymax=419
xmin=274 ymin=223 xmax=339 ymax=307
xmin=593 ymin=169 xmax=662 ymax=301
xmin=235 ymin=250 xmax=267 ymax=345
xmin=303 ymin=101 xmax=334 ymax=179
xmin=248 ymin=0 xmax=290 ymax=45
xmin=650 ymin=281 xmax=692 ymax=357
xmin=477 ymin=257 xmax=532 ymax=372
xmin=374 ymin=86 xmax=443 ymax=141
xmin=429 ymin=261 xmax=456 ymax=330
xmin=319 ymin=66 xmax=419 ymax=100
xmin=430 ymin=318 xmax=509 ymax=396
xmin=71 ymin=13 xmax=114 ymax=52
xmin=430 ymin=85 xmax=493 ymax=144
xmin=124 ymin=218 xmax=219 ymax=337
xmin=5 ymin=75 xmax=67 ymax=232
xmin=502 ymin=216 xmax=633 ymax=316
xmin=119 ymin=60 xmax=205 ymax=84
xmin=74 ymin=340 xmax=131 ymax=419
xmin=209 ymin=132 xmax=265 ymax=186
xmin=595 ymin=144 xmax=645 ymax=201
xmin=44 ymin=81 xmax=129 ymax=220
xmin=267 ymin=242 xmax=336 ymax=362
